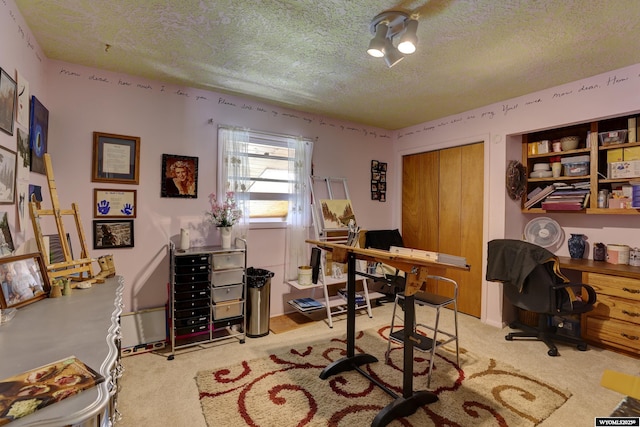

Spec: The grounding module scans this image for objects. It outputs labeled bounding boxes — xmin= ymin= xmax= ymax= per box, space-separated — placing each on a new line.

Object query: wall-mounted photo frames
xmin=92 ymin=132 xmax=140 ymax=184
xmin=15 ymin=72 xmax=29 ymax=128
xmin=371 ymin=160 xmax=387 ymax=202
xmin=160 ymin=154 xmax=198 ymax=198
xmin=0 ymin=212 xmax=14 ymax=256
xmin=0 ymin=68 xmax=17 ymax=136
xmin=0 ymin=146 xmax=16 ymax=205
xmin=93 ymin=219 xmax=134 ymax=249
xmin=29 ymin=95 xmax=49 ymax=175
xmin=94 ymin=189 xmax=136 ymax=218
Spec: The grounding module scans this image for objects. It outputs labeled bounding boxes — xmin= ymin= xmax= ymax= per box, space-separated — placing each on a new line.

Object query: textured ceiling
xmin=14 ymin=0 xmax=640 ymax=130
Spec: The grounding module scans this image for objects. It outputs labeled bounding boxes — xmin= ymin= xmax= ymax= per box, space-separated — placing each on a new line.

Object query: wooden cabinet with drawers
xmin=168 ymin=241 xmax=247 ymax=359
xmin=582 ymin=273 xmax=640 ymax=355
xmin=559 ymin=257 xmax=640 ymax=357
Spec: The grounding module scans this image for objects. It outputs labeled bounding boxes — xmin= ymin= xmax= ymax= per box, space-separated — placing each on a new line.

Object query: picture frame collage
xmin=91 ymin=131 xmax=139 ymax=249
xmin=371 ymin=160 xmax=387 ymax=202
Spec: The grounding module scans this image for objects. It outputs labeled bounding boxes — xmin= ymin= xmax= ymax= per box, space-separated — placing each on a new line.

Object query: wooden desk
xmin=558 ymin=257 xmax=640 ymax=357
xmin=308 ymin=240 xmax=469 ymax=427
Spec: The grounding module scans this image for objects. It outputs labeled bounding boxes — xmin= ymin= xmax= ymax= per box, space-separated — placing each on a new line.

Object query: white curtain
xmin=217 ymin=127 xmax=250 ymax=244
xmin=284 ymin=137 xmax=313 ymax=280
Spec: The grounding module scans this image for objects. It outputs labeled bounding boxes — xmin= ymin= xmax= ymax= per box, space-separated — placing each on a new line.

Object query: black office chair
xmin=363 ymin=229 xmax=406 ymax=300
xmin=486 ymin=239 xmax=597 ymax=356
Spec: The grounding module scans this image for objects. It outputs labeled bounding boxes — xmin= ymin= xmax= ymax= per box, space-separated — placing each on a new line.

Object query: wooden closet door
xmin=401 ymin=143 xmax=484 ymax=317
xmin=402 ymin=151 xmax=439 ymax=251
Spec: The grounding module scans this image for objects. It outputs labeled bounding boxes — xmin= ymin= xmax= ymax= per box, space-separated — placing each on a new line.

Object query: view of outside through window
xmin=246 ymin=140 xmax=293 ymax=220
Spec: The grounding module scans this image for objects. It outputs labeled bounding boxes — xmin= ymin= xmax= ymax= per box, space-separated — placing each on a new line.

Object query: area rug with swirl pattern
xmin=196 ymin=327 xmax=571 ymax=426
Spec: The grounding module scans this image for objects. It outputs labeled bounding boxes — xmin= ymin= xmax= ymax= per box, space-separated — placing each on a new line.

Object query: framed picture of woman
xmin=160 ymin=154 xmax=198 ymax=198
xmin=0 ymin=253 xmax=50 ymax=309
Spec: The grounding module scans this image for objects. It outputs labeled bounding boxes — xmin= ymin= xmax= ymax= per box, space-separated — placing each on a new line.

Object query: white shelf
xmin=288 ymin=275 xmax=366 ymax=290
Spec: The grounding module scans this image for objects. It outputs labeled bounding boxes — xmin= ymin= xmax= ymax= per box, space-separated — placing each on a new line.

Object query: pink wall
xmin=3 ymin=0 xmax=640 ymax=327
xmin=394 ymin=64 xmax=640 ymax=326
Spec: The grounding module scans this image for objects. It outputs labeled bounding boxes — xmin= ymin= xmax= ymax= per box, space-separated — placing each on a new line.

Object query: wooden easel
xmin=29 ymin=153 xmax=99 ymax=283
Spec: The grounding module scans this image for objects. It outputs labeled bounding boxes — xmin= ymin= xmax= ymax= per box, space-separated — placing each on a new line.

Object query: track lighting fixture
xmin=367 ymin=11 xmax=418 ymax=68
xmin=367 ymin=23 xmax=388 ymax=58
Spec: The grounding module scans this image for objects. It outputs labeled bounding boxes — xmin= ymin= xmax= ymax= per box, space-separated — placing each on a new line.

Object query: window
xmin=218 ymin=127 xmax=313 ymax=224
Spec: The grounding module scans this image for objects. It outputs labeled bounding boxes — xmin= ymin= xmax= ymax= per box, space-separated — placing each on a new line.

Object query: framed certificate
xmin=92 ymin=132 xmax=140 ymax=184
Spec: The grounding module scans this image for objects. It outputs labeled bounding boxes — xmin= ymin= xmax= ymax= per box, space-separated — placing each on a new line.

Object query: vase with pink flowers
xmin=206 ymin=192 xmax=241 ymax=248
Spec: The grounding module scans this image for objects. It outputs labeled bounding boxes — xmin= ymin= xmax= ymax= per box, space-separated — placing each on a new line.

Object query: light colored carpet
xmin=196 ymin=328 xmax=570 ymax=426
xmin=117 ymin=302 xmax=639 ymax=426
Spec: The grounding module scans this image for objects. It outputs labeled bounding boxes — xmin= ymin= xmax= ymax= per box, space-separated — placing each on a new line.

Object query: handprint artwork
xmin=121 ymin=203 xmax=133 ymax=215
xmin=97 ymin=200 xmax=111 ymax=215
xmin=94 ymin=190 xmax=136 ymax=218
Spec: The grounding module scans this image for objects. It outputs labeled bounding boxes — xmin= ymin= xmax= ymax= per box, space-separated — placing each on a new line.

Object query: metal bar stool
xmin=385 ymin=275 xmax=459 ymax=388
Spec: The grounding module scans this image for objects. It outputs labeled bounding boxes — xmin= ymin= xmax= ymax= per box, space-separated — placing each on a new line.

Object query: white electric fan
xmin=523 ymin=217 xmax=563 ymax=248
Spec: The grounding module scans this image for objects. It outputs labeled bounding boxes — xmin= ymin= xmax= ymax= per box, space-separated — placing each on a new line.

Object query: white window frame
xmin=217 ymin=127 xmax=313 ymax=229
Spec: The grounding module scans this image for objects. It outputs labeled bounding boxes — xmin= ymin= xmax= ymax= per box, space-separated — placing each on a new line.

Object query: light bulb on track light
xmin=398 ymin=19 xmax=418 ymax=54
xmin=367 ymin=22 xmax=388 ymax=58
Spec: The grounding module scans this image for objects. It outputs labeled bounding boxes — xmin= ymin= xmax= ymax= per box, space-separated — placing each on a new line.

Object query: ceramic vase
xmin=219 ymin=226 xmax=232 ymax=249
xmin=568 ymin=233 xmax=586 ymax=259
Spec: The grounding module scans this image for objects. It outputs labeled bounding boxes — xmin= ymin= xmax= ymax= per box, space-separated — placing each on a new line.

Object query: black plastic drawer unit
xmin=169 ymin=242 xmax=247 ymax=359
xmin=174 ymin=314 xmax=210 ymax=328
xmin=174 ymin=306 xmax=210 ymax=319
xmin=174 ymin=281 xmax=209 ymax=293
xmin=174 ymin=289 xmax=209 ymax=302
xmin=174 ymin=272 xmax=209 ymax=284
xmin=174 ymin=297 xmax=209 ymax=311
xmin=175 ymin=254 xmax=210 ymax=265
xmin=174 ymin=263 xmax=209 ymax=275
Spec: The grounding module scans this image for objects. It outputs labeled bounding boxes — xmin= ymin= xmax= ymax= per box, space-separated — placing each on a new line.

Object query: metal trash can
xmin=245 ymin=267 xmax=274 ymax=338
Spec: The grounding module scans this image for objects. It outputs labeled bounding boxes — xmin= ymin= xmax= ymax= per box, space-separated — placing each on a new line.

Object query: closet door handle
xmin=622 ymin=287 xmax=640 ymax=294
xmin=622 ymin=310 xmax=640 ymax=317
xmin=621 ymin=333 xmax=639 ymax=341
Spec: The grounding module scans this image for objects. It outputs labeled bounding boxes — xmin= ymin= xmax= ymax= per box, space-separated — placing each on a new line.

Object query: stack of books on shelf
xmin=288 ymin=297 xmax=324 ymax=312
xmin=524 ymin=185 xmax=556 ymax=209
xmin=526 ymin=182 xmax=590 ymax=210
xmin=338 ymin=288 xmax=365 ymax=305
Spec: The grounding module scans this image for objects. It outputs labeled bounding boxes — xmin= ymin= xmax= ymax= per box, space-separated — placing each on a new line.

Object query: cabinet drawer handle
xmin=622 ymin=310 xmax=640 ymax=318
xmin=621 ymin=333 xmax=639 ymax=341
xmin=622 ymin=287 xmax=640 ymax=294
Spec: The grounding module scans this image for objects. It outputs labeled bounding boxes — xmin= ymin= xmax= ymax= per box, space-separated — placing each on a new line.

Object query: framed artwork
xmin=0 ymin=212 xmax=14 ymax=255
xmin=0 ymin=68 xmax=17 ymax=136
xmin=16 ymin=127 xmax=30 ymax=179
xmin=93 ymin=219 xmax=134 ymax=249
xmin=92 ymin=132 xmax=140 ymax=184
xmin=371 ymin=159 xmax=387 ymax=202
xmin=94 ymin=188 xmax=136 ymax=218
xmin=0 ymin=253 xmax=50 ymax=309
xmin=28 ymin=184 xmax=42 ymax=204
xmin=16 ymin=71 xmax=29 ymax=128
xmin=160 ymin=154 xmax=198 ymax=198
xmin=319 ymin=199 xmax=356 ymax=229
xmin=29 ymin=95 xmax=49 ymax=174
xmin=0 ymin=146 xmax=16 ymax=204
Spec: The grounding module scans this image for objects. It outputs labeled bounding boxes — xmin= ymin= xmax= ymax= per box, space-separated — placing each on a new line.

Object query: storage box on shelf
xmin=522 ymin=113 xmax=640 ymax=214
